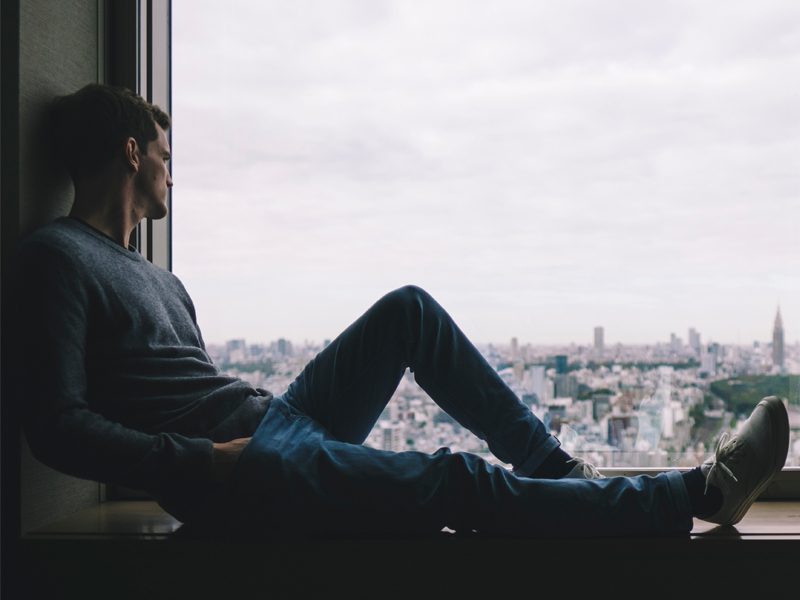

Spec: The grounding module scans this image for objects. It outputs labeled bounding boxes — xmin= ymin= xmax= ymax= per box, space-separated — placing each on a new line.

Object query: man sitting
xmin=11 ymin=83 xmax=790 ymax=537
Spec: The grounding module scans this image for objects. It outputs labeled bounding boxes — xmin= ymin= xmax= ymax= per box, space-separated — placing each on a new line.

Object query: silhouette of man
xmin=11 ymin=84 xmax=789 ymax=538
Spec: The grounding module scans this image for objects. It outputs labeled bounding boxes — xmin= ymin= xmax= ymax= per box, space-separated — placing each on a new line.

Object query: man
xmin=12 ymin=83 xmax=790 ymax=538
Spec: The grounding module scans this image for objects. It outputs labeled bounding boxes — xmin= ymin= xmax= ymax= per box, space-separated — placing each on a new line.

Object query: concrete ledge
xmin=20 ymin=500 xmax=800 ymax=598
xmin=23 ymin=500 xmax=181 ymax=540
xmin=22 ymin=499 xmax=800 ymax=539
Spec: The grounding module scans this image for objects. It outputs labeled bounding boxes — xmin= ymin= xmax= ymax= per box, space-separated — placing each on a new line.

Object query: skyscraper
xmin=688 ymin=328 xmax=701 ymax=355
xmin=594 ymin=326 xmax=604 ymax=355
xmin=773 ymin=306 xmax=785 ymax=370
xmin=554 ymin=374 xmax=578 ymax=400
xmin=276 ymin=337 xmax=293 ymax=357
xmin=699 ymin=346 xmax=716 ymax=376
xmin=670 ymin=333 xmax=682 ymax=353
xmin=527 ymin=365 xmax=546 ymax=404
xmin=226 ymin=339 xmax=247 ymax=363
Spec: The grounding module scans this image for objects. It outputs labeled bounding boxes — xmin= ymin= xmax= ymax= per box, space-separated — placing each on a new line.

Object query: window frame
xmin=101 ymin=0 xmax=172 ymax=501
xmin=105 ymin=0 xmax=171 ymax=269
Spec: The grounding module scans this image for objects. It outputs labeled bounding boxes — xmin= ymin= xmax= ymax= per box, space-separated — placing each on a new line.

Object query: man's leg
xmin=223 ymin=396 xmax=693 ymax=538
xmin=282 ymin=285 xmax=559 ymax=476
xmin=194 ymin=396 xmax=788 ymax=538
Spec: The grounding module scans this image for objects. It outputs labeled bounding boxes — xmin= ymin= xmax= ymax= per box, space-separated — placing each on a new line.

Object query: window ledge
xmin=20 ymin=499 xmax=800 ymax=596
xmin=20 ymin=498 xmax=800 ymax=540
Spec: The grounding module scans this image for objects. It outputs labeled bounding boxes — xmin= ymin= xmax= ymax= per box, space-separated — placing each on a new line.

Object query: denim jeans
xmin=199 ymin=285 xmax=693 ymax=537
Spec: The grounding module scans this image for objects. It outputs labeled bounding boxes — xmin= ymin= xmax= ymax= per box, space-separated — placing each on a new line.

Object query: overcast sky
xmin=171 ymin=0 xmax=799 ymax=347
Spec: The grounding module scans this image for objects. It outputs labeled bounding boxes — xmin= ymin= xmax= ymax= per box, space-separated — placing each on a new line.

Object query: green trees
xmin=710 ymin=375 xmax=797 ymax=416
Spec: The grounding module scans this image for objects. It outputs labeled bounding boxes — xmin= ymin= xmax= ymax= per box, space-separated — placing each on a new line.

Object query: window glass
xmin=173 ymin=1 xmax=799 ymax=468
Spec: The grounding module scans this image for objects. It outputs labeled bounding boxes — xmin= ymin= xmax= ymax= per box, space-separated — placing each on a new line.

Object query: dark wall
xmin=2 ymin=0 xmax=104 ymax=543
xmin=19 ymin=0 xmax=101 ymax=236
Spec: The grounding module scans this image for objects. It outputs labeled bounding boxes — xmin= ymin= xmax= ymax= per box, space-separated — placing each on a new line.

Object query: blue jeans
xmin=202 ymin=286 xmax=693 ymax=537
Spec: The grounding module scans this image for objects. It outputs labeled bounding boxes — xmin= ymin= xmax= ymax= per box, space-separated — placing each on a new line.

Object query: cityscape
xmin=206 ymin=307 xmax=800 ymax=470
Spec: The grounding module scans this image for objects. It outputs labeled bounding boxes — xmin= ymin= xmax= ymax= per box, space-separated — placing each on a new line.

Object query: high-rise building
xmin=226 ymin=339 xmax=246 ymax=352
xmin=276 ymin=337 xmax=293 ymax=357
xmin=527 ymin=365 xmax=546 ymax=404
xmin=554 ymin=355 xmax=568 ymax=374
xmin=773 ymin=306 xmax=785 ymax=370
xmin=670 ymin=333 xmax=682 ymax=353
xmin=699 ymin=346 xmax=716 ymax=376
xmin=554 ymin=374 xmax=578 ymax=400
xmin=594 ymin=326 xmax=604 ymax=355
xmin=688 ymin=328 xmax=701 ymax=355
xmin=226 ymin=339 xmax=247 ymax=363
xmin=510 ymin=337 xmax=519 ymax=360
xmin=513 ymin=360 xmax=525 ymax=383
xmin=607 ymin=415 xmax=635 ymax=448
xmin=592 ymin=392 xmax=613 ymax=421
xmin=381 ymin=425 xmax=404 ymax=452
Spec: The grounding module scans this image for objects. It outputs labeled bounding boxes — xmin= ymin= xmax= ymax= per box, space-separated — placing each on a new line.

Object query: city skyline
xmin=203 ymin=308 xmax=793 ymax=349
xmin=210 ymin=316 xmax=799 ymax=469
xmin=172 ymin=1 xmax=800 ymax=346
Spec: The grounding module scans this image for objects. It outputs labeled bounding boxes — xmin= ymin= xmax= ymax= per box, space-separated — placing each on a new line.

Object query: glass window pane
xmin=173 ymin=1 xmax=799 ymax=468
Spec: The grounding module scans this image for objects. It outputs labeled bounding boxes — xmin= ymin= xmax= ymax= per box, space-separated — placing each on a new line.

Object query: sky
xmin=171 ymin=0 xmax=799 ymax=347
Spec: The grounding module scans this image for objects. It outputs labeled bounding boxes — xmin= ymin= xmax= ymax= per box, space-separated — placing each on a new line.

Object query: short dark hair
xmin=49 ymin=83 xmax=171 ymax=182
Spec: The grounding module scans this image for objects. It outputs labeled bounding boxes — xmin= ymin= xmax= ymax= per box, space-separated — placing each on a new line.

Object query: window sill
xmin=21 ymin=497 xmax=800 ymax=540
xmin=20 ymin=499 xmax=800 ymax=596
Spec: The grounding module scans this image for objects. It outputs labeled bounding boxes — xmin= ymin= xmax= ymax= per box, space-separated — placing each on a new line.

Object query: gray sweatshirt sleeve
xmin=13 ymin=242 xmax=214 ymax=494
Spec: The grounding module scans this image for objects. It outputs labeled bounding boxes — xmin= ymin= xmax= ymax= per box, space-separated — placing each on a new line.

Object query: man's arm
xmin=211 ymin=437 xmax=252 ymax=483
xmin=12 ymin=242 xmax=226 ymax=494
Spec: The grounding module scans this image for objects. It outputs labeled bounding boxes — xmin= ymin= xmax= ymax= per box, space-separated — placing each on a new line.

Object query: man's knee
xmin=370 ymin=285 xmax=443 ymax=345
xmin=383 ymin=284 xmax=433 ymax=312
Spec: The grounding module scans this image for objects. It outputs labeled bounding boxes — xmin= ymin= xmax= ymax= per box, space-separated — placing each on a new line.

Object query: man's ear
xmin=124 ymin=136 xmax=140 ymax=172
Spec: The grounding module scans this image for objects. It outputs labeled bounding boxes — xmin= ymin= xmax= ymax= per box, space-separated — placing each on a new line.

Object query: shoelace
xmin=704 ymin=431 xmax=739 ymax=495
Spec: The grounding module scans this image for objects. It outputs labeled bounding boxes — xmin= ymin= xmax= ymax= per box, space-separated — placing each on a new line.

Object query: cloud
xmin=172 ymin=0 xmax=800 ymax=345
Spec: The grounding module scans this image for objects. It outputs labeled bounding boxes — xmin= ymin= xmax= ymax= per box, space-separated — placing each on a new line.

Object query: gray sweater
xmin=12 ymin=216 xmax=271 ymax=511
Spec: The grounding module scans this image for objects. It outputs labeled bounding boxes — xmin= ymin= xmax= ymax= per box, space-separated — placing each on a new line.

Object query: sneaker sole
xmin=728 ymin=396 xmax=789 ymax=525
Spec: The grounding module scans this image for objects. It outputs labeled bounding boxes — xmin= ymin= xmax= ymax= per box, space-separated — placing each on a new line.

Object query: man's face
xmin=134 ymin=123 xmax=173 ymax=219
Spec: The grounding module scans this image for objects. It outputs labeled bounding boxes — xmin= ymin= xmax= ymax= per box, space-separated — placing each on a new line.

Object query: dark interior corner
xmin=3 ymin=2 xmax=800 ymax=598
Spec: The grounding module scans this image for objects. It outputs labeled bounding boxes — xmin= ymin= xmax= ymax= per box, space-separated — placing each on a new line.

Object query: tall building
xmin=510 ymin=336 xmax=519 ymax=360
xmin=513 ymin=360 xmax=524 ymax=383
xmin=554 ymin=374 xmax=578 ymax=400
xmin=773 ymin=306 xmax=785 ymax=370
xmin=527 ymin=365 xmax=546 ymax=403
xmin=607 ymin=415 xmax=635 ymax=448
xmin=592 ymin=392 xmax=613 ymax=421
xmin=594 ymin=326 xmax=604 ymax=355
xmin=226 ymin=339 xmax=247 ymax=363
xmin=688 ymin=328 xmax=701 ymax=355
xmin=699 ymin=346 xmax=716 ymax=376
xmin=276 ymin=337 xmax=293 ymax=357
xmin=554 ymin=355 xmax=568 ymax=374
xmin=670 ymin=333 xmax=682 ymax=353
xmin=381 ymin=425 xmax=404 ymax=452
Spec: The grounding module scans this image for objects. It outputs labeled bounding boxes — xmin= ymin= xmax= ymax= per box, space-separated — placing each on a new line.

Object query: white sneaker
xmin=700 ymin=396 xmax=789 ymax=526
xmin=563 ymin=457 xmax=605 ymax=479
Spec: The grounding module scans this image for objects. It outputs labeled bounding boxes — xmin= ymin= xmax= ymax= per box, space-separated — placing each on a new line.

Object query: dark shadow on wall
xmin=19 ymin=90 xmax=75 ymax=237
xmin=16 ymin=89 xmax=103 ymax=536
xmin=3 ymin=2 xmax=113 ymax=598
xmin=9 ymin=0 xmax=106 ymax=539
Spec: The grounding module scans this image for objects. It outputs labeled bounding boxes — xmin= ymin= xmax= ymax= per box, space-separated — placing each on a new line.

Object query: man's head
xmin=50 ymin=84 xmax=173 ymax=218
xmin=51 ymin=84 xmax=170 ymax=181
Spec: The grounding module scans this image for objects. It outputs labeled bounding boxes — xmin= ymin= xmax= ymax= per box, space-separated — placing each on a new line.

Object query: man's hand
xmin=211 ymin=436 xmax=252 ymax=483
